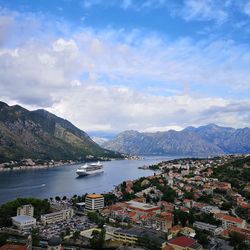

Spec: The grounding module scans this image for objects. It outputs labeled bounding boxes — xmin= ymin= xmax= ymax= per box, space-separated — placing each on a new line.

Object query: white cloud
xmin=0 ymin=9 xmax=250 ymax=132
xmin=49 ymin=84 xmax=250 ymax=132
xmin=180 ymin=0 xmax=228 ymax=23
xmin=244 ymin=2 xmax=250 ymax=16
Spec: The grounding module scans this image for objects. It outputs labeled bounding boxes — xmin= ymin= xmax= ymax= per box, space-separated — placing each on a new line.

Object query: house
xmin=169 ymin=225 xmax=183 ymax=236
xmin=215 ymin=213 xmax=246 ymax=229
xmin=180 ymin=227 xmax=196 ymax=238
xmin=161 ymin=201 xmax=174 ymax=212
xmin=228 ymin=226 xmax=250 ymax=240
xmin=167 ymin=236 xmax=203 ymax=250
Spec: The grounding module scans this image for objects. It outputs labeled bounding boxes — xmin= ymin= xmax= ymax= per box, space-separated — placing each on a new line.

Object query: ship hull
xmin=76 ymin=170 xmax=104 ymax=176
xmin=76 ymin=169 xmax=104 ymax=176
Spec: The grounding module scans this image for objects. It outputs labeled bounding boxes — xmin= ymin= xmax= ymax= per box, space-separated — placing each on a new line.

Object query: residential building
xmin=193 ymin=221 xmax=222 ymax=236
xmin=180 ymin=227 xmax=196 ymax=238
xmin=215 ymin=213 xmax=246 ymax=229
xmin=41 ymin=209 xmax=74 ymax=225
xmin=125 ymin=201 xmax=161 ymax=215
xmin=17 ymin=204 xmax=34 ymax=217
xmin=85 ymin=194 xmax=104 ymax=211
xmin=11 ymin=215 xmax=36 ymax=230
xmin=228 ymin=226 xmax=250 ymax=241
xmin=201 ymin=205 xmax=220 ymax=214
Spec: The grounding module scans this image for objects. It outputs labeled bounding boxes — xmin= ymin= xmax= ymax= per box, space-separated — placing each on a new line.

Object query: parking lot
xmin=36 ymin=214 xmax=97 ymax=239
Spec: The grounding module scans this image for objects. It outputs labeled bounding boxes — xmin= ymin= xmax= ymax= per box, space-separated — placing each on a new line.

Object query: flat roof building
xmin=11 ymin=215 xmax=36 ymax=230
xmin=126 ymin=201 xmax=161 ymax=214
xmin=41 ymin=209 xmax=74 ymax=225
xmin=85 ymin=194 xmax=104 ymax=211
xmin=193 ymin=221 xmax=222 ymax=235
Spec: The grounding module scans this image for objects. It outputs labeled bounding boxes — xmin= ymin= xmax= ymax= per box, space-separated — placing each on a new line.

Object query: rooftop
xmin=115 ymin=227 xmax=166 ymax=244
xmin=86 ymin=194 xmax=104 ymax=199
xmin=216 ymin=213 xmax=244 ymax=224
xmin=11 ymin=215 xmax=35 ymax=222
xmin=126 ymin=201 xmax=160 ymax=211
xmin=168 ymin=236 xmax=197 ymax=248
xmin=0 ymin=244 xmax=27 ymax=250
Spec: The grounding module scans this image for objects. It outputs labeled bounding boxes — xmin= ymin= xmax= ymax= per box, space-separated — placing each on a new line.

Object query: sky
xmin=0 ymin=0 xmax=250 ymax=135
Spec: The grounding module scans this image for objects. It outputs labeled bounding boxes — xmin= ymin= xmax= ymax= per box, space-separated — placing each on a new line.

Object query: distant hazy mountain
xmin=91 ymin=136 xmax=109 ymax=146
xmin=103 ymin=124 xmax=250 ymax=156
xmin=0 ymin=101 xmax=120 ymax=163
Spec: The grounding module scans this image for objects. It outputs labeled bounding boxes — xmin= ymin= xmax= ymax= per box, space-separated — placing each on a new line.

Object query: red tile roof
xmin=216 ymin=213 xmax=244 ymax=224
xmin=168 ymin=236 xmax=197 ymax=247
xmin=0 ymin=244 xmax=27 ymax=250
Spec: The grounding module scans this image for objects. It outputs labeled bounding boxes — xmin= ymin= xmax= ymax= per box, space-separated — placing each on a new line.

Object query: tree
xmin=73 ymin=230 xmax=80 ymax=240
xmin=66 ymin=227 xmax=71 ymax=236
xmin=162 ymin=187 xmax=176 ymax=202
xmin=62 ymin=196 xmax=67 ymax=201
xmin=90 ymin=228 xmax=106 ymax=249
xmin=0 ymin=234 xmax=7 ymax=247
xmin=195 ymin=229 xmax=209 ymax=245
xmin=32 ymin=228 xmax=40 ymax=246
xmin=137 ymin=235 xmax=161 ymax=250
xmin=55 ymin=196 xmax=61 ymax=201
xmin=229 ymin=231 xmax=245 ymax=247
xmin=87 ymin=211 xmax=104 ymax=227
xmin=0 ymin=198 xmax=50 ymax=227
xmin=103 ymin=193 xmax=117 ymax=206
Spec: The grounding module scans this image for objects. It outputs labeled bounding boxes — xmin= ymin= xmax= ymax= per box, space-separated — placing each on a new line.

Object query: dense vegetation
xmin=0 ymin=198 xmax=50 ymax=227
xmin=212 ymin=156 xmax=250 ymax=190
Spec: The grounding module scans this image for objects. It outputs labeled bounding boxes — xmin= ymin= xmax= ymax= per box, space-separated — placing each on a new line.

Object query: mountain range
xmin=103 ymin=124 xmax=250 ymax=157
xmin=0 ymin=101 xmax=120 ymax=163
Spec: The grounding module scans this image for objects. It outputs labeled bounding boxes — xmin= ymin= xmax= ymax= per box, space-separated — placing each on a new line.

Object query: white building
xmin=12 ymin=215 xmax=36 ymax=230
xmin=193 ymin=221 xmax=222 ymax=235
xmin=17 ymin=204 xmax=34 ymax=217
xmin=201 ymin=205 xmax=220 ymax=214
xmin=85 ymin=194 xmax=104 ymax=211
xmin=41 ymin=209 xmax=74 ymax=225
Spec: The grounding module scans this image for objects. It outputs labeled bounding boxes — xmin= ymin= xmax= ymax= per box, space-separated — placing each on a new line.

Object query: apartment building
xmin=85 ymin=194 xmax=104 ymax=211
xmin=41 ymin=209 xmax=74 ymax=225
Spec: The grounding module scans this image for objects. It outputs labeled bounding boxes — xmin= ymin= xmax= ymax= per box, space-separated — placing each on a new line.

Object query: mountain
xmin=0 ymin=101 xmax=121 ymax=163
xmin=103 ymin=124 xmax=250 ymax=156
xmin=91 ymin=136 xmax=109 ymax=146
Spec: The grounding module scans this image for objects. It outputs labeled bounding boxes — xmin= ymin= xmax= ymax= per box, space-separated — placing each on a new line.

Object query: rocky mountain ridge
xmin=0 ymin=101 xmax=120 ymax=163
xmin=103 ymin=124 xmax=250 ymax=156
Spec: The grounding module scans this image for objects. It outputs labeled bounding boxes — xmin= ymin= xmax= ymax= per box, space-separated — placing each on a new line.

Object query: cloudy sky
xmin=0 ymin=0 xmax=250 ymax=134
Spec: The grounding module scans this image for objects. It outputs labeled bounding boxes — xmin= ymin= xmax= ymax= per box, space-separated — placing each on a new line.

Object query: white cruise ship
xmin=76 ymin=161 xmax=104 ymax=176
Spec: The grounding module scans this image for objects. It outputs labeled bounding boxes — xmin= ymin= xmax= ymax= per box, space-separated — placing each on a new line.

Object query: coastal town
xmin=0 ymin=154 xmax=249 ymax=250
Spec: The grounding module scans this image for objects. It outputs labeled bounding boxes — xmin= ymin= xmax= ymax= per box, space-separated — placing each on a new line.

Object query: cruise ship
xmin=76 ymin=161 xmax=104 ymax=176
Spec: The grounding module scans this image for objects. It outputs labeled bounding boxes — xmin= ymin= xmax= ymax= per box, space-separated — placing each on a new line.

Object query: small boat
xmin=76 ymin=161 xmax=104 ymax=176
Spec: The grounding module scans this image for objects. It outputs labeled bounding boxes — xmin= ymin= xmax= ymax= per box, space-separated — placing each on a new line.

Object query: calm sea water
xmin=0 ymin=156 xmax=177 ymax=204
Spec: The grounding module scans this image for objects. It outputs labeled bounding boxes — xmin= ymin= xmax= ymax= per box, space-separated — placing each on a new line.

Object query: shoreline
xmin=0 ymin=156 xmax=142 ymax=172
xmin=0 ymin=161 xmax=78 ymax=172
